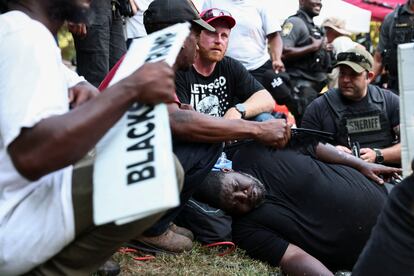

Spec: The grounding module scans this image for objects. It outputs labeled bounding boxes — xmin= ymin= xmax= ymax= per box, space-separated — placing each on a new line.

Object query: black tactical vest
xmin=324 ymin=85 xmax=394 ymax=148
xmin=286 ymin=11 xmax=332 ymax=73
xmin=384 ymin=5 xmax=414 ymax=77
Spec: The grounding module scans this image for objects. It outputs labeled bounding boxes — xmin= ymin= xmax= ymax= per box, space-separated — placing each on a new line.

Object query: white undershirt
xmin=203 ymin=0 xmax=281 ymax=70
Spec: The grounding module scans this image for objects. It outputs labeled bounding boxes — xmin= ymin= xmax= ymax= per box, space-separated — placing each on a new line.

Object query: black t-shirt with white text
xmin=175 ymin=56 xmax=263 ymax=117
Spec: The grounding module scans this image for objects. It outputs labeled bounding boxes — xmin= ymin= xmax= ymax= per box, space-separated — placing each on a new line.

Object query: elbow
xmin=262 ymin=91 xmax=276 ymax=113
xmin=266 ymin=99 xmax=276 ymax=112
xmin=169 ymin=121 xmax=186 ymax=140
xmin=9 ymin=150 xmax=44 ymax=181
xmin=169 ymin=110 xmax=192 ymax=141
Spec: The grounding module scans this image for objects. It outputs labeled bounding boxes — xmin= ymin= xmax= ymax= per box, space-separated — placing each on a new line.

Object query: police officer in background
xmin=302 ymin=47 xmax=401 ymax=166
xmin=281 ymin=0 xmax=333 ymax=125
xmin=373 ymin=0 xmax=414 ymax=94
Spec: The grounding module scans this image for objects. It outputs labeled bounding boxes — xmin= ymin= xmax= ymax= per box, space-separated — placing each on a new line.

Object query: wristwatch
xmin=235 ymin=103 xmax=246 ymax=119
xmin=373 ymin=148 xmax=384 ymax=164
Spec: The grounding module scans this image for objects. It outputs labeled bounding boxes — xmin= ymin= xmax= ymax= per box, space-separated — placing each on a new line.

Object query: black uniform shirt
xmin=301 ymin=86 xmax=400 ymax=146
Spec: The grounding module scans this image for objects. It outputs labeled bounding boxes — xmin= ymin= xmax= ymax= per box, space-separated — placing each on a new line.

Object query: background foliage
xmin=58 ymin=26 xmax=76 ymax=62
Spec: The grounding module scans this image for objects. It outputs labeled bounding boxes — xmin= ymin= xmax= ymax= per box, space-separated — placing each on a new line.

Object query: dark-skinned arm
xmin=168 ymin=103 xmax=290 ymax=148
xmin=8 ymin=62 xmax=175 ymax=181
xmin=282 ymin=36 xmax=323 ymax=61
xmin=279 ymin=244 xmax=333 ymax=276
xmin=315 ymin=143 xmax=401 ymax=184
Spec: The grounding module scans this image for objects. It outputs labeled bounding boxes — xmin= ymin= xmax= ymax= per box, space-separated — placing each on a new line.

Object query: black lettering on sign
xmin=145 ymin=32 xmax=176 ymax=63
xmin=127 ymin=167 xmax=155 ymax=185
xmin=125 ymin=106 xmax=157 ymax=185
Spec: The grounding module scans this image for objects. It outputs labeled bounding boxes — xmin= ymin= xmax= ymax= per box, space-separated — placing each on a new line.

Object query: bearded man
xmin=175 ymin=8 xmax=275 ymax=120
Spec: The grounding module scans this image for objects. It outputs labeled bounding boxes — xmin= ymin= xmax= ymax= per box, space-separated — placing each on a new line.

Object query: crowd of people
xmin=1 ymin=0 xmax=414 ymax=275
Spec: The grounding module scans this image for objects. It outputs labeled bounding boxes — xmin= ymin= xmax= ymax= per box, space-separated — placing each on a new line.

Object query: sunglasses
xmin=337 ymin=52 xmax=372 ymax=67
xmin=201 ymin=8 xmax=232 ymax=21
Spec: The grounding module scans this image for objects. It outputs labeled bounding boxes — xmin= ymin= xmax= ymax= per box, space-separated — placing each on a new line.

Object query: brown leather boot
xmin=169 ymin=223 xmax=194 ymax=241
xmin=136 ymin=229 xmax=193 ymax=253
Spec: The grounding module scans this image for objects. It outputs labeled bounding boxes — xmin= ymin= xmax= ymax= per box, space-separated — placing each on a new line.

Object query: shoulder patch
xmin=282 ymin=22 xmax=293 ymax=36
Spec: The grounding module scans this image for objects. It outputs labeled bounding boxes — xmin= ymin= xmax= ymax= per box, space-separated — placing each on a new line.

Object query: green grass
xmin=112 ymin=243 xmax=283 ymax=275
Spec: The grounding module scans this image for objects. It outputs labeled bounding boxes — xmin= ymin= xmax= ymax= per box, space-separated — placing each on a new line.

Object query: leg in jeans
xmin=27 ymin=154 xmax=184 ymax=275
xmin=352 ymin=170 xmax=414 ymax=275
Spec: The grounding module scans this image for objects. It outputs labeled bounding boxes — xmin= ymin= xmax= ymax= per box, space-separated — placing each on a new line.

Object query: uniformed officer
xmin=373 ymin=0 xmax=414 ymax=94
xmin=301 ymin=47 xmax=401 ymax=166
xmin=280 ymin=0 xmax=333 ymax=125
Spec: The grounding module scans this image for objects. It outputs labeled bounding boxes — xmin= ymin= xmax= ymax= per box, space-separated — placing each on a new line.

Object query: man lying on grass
xmin=194 ymin=141 xmax=403 ymax=275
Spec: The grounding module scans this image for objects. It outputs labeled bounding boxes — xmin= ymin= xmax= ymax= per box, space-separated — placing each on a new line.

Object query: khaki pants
xmin=27 ymin=154 xmax=184 ymax=276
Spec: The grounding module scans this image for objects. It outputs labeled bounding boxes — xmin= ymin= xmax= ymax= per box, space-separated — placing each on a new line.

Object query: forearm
xmin=381 ymin=143 xmax=401 ymax=164
xmin=315 ymin=142 xmax=367 ymax=171
xmin=280 ymin=244 xmax=333 ymax=276
xmin=130 ymin=0 xmax=138 ymax=14
xmin=169 ymin=105 xmax=260 ymax=142
xmin=8 ymin=82 xmax=134 ymax=180
xmin=282 ymin=44 xmax=318 ymax=61
xmin=268 ymin=33 xmax=283 ymax=63
xmin=243 ymin=90 xmax=275 ymax=118
xmin=372 ymin=51 xmax=384 ymax=82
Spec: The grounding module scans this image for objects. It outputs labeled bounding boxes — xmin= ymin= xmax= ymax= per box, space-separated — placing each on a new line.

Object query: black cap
xmin=144 ymin=0 xmax=215 ymax=33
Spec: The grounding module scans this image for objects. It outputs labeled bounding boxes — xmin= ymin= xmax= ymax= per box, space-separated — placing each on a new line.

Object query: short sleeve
xmin=63 ymin=65 xmax=86 ymax=88
xmin=259 ymin=1 xmax=281 ymax=35
xmin=0 ymin=22 xmax=68 ymax=148
xmin=232 ymin=207 xmax=289 ymax=267
xmin=281 ymin=17 xmax=307 ymax=48
xmin=175 ymin=70 xmax=191 ymax=104
xmin=230 ymin=58 xmax=264 ymax=101
xmin=301 ymin=98 xmax=325 ymax=131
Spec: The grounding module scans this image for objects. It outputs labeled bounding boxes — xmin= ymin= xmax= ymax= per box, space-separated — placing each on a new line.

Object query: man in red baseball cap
xmin=175 ymin=8 xmax=275 ymax=121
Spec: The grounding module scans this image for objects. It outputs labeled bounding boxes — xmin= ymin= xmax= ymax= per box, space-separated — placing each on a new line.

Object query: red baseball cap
xmin=200 ymin=8 xmax=236 ymax=29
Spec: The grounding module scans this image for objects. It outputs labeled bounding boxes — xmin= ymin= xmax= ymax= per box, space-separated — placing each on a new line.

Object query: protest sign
xmin=398 ymin=43 xmax=414 ymax=177
xmin=93 ymin=23 xmax=190 ymax=225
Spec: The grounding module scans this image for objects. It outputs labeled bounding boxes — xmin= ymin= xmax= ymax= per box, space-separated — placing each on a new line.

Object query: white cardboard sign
xmin=93 ymin=23 xmax=190 ymax=225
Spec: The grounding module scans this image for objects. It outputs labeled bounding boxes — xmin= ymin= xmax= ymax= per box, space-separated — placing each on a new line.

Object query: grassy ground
xmin=112 ymin=243 xmax=283 ymax=275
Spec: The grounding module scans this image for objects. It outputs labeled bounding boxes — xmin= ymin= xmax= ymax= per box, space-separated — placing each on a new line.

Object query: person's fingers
xmin=68 ymin=89 xmax=74 ymax=103
xmin=369 ymin=173 xmax=384 ymax=185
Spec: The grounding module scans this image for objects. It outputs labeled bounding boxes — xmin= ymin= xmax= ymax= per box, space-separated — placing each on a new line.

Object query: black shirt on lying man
xmin=231 ymin=143 xmax=388 ymax=271
xmin=189 ymin=139 xmax=402 ymax=275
